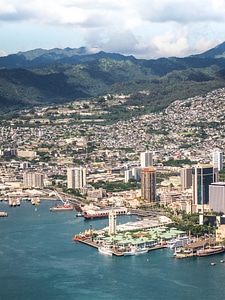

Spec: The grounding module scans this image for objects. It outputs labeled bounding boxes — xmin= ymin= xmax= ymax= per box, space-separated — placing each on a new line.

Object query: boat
xmin=31 ymin=198 xmax=40 ymax=205
xmin=73 ymin=235 xmax=81 ymax=241
xmin=0 ymin=212 xmax=8 ymax=217
xmin=124 ymin=246 xmax=148 ymax=256
xmin=98 ymin=246 xmax=113 ymax=256
xmin=76 ymin=212 xmax=84 ymax=217
xmin=166 ymin=236 xmax=192 ymax=249
xmin=196 ymin=246 xmax=225 ymax=257
xmin=173 ymin=248 xmax=193 ymax=258
xmin=83 ymin=207 xmax=127 ymax=219
xmin=50 ymin=201 xmax=73 ymax=211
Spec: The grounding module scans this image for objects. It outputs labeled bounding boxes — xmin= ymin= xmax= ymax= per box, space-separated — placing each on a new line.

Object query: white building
xmin=212 ymin=151 xmax=223 ymax=171
xmin=132 ymin=167 xmax=141 ymax=182
xmin=209 ymin=182 xmax=225 ymax=213
xmin=108 ymin=209 xmax=117 ymax=235
xmin=124 ymin=169 xmax=133 ymax=183
xmin=67 ymin=167 xmax=86 ymax=189
xmin=23 ymin=172 xmax=44 ymax=188
xmin=140 ymin=151 xmax=153 ymax=168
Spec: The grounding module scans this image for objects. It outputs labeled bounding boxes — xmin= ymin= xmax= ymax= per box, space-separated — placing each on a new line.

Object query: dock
xmin=75 ymin=237 xmax=166 ymax=256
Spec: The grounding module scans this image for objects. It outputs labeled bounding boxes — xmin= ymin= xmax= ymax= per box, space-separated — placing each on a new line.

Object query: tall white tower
xmin=140 ymin=151 xmax=153 ymax=168
xmin=108 ymin=209 xmax=117 ymax=235
xmin=212 ymin=151 xmax=223 ymax=171
xmin=67 ymin=167 xmax=86 ymax=189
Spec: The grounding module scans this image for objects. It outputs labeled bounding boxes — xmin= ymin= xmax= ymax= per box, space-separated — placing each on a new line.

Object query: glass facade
xmin=193 ymin=166 xmax=215 ymax=205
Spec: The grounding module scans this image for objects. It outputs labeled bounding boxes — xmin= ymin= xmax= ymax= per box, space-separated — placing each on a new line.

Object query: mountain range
xmin=1 ymin=42 xmax=225 ymax=115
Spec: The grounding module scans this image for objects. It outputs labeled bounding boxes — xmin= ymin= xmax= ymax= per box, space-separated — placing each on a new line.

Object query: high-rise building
xmin=209 ymin=182 xmax=225 ymax=214
xmin=192 ymin=164 xmax=218 ymax=212
xmin=141 ymin=167 xmax=156 ymax=202
xmin=67 ymin=167 xmax=86 ymax=189
xmin=212 ymin=151 xmax=223 ymax=171
xmin=140 ymin=151 xmax=153 ymax=168
xmin=132 ymin=167 xmax=141 ymax=182
xmin=180 ymin=167 xmax=192 ymax=191
xmin=108 ymin=209 xmax=117 ymax=235
xmin=124 ymin=169 xmax=133 ymax=183
xmin=23 ymin=172 xmax=44 ymax=188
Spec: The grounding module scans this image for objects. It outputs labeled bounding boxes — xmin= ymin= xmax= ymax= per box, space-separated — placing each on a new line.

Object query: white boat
xmin=98 ymin=246 xmax=113 ymax=256
xmin=124 ymin=246 xmax=148 ymax=256
xmin=0 ymin=212 xmax=8 ymax=217
xmin=76 ymin=212 xmax=84 ymax=217
xmin=166 ymin=236 xmax=191 ymax=249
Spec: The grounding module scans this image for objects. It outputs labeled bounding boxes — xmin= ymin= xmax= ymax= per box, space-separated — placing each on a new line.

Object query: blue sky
xmin=1 ymin=0 xmax=225 ymax=58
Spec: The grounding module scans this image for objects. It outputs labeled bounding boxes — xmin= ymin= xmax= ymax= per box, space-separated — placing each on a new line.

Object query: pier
xmin=75 ymin=236 xmax=166 ymax=256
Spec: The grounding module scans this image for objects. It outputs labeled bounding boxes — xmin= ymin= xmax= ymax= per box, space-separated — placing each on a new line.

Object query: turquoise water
xmin=0 ymin=200 xmax=225 ymax=300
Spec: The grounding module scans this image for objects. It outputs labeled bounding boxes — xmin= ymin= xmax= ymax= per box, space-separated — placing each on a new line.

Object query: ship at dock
xmin=50 ymin=201 xmax=73 ymax=211
xmin=196 ymin=245 xmax=225 ymax=257
xmin=83 ymin=207 xmax=127 ymax=219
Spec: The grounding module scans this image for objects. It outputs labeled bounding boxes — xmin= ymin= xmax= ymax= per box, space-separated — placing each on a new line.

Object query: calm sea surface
xmin=0 ymin=200 xmax=225 ymax=300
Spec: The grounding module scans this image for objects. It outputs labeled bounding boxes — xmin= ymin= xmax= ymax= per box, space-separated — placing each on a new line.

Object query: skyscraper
xmin=192 ymin=164 xmax=218 ymax=212
xmin=212 ymin=151 xmax=223 ymax=171
xmin=67 ymin=167 xmax=86 ymax=189
xmin=180 ymin=167 xmax=192 ymax=191
xmin=141 ymin=167 xmax=156 ymax=202
xmin=140 ymin=151 xmax=153 ymax=168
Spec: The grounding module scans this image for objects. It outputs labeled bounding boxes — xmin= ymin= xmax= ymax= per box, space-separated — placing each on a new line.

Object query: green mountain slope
xmin=1 ymin=42 xmax=225 ymax=115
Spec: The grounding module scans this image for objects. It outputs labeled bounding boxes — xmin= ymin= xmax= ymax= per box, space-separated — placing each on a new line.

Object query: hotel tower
xmin=141 ymin=167 xmax=156 ymax=202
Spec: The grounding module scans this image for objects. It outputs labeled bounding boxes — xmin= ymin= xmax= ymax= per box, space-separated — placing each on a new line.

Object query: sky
xmin=1 ymin=0 xmax=225 ymax=59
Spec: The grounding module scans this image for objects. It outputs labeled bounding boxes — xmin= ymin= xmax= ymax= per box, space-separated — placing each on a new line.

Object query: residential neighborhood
xmin=0 ymin=87 xmax=224 ymax=218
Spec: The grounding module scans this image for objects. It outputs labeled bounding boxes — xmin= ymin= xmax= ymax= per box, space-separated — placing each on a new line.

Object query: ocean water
xmin=0 ymin=200 xmax=225 ymax=300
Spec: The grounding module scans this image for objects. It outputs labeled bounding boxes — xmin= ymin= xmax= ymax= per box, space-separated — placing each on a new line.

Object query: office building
xmin=132 ymin=167 xmax=141 ymax=182
xmin=180 ymin=167 xmax=192 ymax=191
xmin=67 ymin=167 xmax=86 ymax=189
xmin=141 ymin=167 xmax=156 ymax=202
xmin=140 ymin=151 xmax=153 ymax=168
xmin=212 ymin=151 xmax=223 ymax=171
xmin=209 ymin=182 xmax=225 ymax=214
xmin=192 ymin=164 xmax=218 ymax=212
xmin=124 ymin=169 xmax=133 ymax=183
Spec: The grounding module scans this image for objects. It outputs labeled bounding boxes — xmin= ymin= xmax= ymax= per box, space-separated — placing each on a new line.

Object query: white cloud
xmin=0 ymin=0 xmax=225 ymax=58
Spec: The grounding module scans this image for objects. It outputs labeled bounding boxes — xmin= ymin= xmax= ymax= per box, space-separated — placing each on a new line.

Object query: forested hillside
xmin=1 ymin=42 xmax=225 ymax=115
